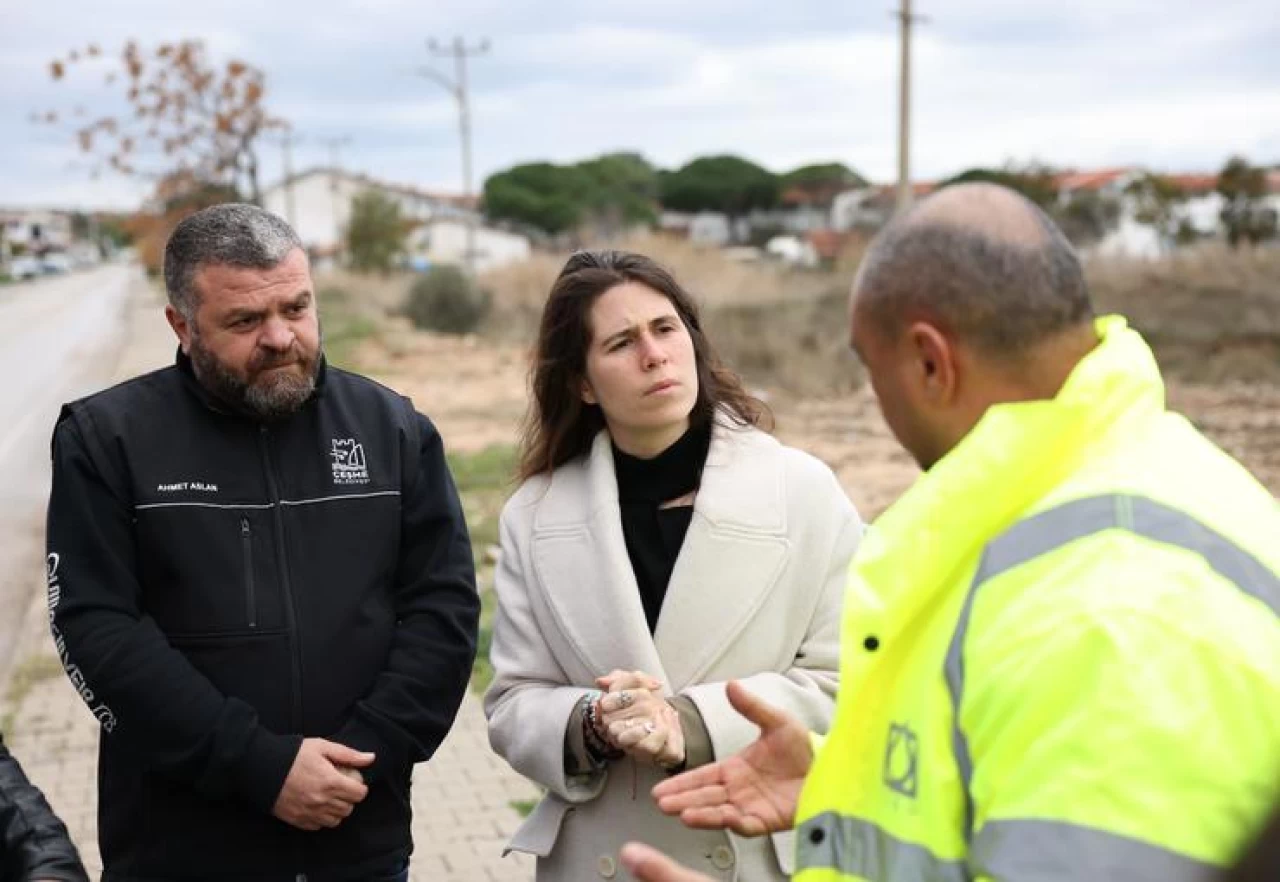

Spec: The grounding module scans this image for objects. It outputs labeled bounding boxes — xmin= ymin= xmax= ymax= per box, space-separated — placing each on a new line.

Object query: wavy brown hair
xmin=517 ymin=249 xmax=771 ymax=480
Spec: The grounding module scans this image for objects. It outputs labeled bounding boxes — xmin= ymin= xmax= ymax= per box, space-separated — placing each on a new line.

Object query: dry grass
xmin=322 ymin=240 xmax=1280 ymax=397
xmin=1085 ymin=244 xmax=1280 ymax=384
xmin=477 ymin=233 xmax=841 ymax=343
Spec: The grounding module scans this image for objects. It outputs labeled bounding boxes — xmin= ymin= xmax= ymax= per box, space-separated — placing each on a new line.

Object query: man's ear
xmin=905 ymin=321 xmax=958 ymax=405
xmin=165 ymin=304 xmax=194 ymax=355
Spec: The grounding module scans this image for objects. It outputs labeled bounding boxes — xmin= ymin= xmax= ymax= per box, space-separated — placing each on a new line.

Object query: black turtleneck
xmin=612 ymin=422 xmax=713 ymax=633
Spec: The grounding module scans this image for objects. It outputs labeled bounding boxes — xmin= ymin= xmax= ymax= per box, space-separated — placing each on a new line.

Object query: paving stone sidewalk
xmin=0 ymin=277 xmax=537 ymax=881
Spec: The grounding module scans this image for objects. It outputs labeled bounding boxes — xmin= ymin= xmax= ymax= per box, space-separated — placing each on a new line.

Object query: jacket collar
xmin=850 ymin=315 xmax=1165 ymax=639
xmin=175 ymin=347 xmax=329 ymax=420
xmin=529 ymin=415 xmax=790 ymax=691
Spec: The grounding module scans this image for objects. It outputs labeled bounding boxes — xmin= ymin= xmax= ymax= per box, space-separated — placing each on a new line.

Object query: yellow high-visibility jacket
xmin=794 ymin=317 xmax=1280 ymax=881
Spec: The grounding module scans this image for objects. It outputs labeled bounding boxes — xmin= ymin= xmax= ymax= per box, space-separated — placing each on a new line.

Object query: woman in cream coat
xmin=485 ymin=250 xmax=862 ymax=881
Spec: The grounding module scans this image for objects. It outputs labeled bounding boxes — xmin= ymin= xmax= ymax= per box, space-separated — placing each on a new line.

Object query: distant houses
xmin=658 ymin=166 xmax=1280 ymax=263
xmin=261 ymin=168 xmax=530 ymax=272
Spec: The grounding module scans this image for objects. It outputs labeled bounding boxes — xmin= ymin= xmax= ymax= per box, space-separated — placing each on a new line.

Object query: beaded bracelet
xmin=582 ymin=693 xmax=624 ymax=762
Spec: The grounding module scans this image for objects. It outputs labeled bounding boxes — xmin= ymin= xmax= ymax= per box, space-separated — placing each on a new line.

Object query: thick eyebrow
xmin=599 ymin=312 xmax=680 ymax=349
xmin=224 ymin=305 xmax=265 ymax=324
xmin=223 ymin=289 xmax=312 ymax=324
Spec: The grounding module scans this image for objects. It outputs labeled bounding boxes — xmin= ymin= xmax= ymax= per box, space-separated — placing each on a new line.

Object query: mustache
xmin=248 ymin=345 xmax=305 ymax=373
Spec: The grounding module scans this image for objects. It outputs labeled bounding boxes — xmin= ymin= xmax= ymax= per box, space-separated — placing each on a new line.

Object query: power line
xmin=317 ymin=135 xmax=354 ymax=244
xmin=410 ymin=36 xmax=490 ymax=272
xmin=264 ymin=126 xmax=303 ymax=227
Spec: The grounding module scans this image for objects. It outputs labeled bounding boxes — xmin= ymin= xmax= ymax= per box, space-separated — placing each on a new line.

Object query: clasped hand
xmin=594 ymin=669 xmax=685 ymax=771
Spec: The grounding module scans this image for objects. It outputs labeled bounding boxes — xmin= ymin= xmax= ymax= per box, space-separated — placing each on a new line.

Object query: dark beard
xmin=189 ymin=333 xmax=322 ymax=421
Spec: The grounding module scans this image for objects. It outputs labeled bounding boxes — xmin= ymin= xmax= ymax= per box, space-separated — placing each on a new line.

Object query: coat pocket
xmin=503 ymin=795 xmax=571 ymax=858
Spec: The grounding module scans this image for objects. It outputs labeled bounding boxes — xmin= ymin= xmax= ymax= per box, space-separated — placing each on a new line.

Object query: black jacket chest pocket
xmin=135 ymin=507 xmax=286 ymax=637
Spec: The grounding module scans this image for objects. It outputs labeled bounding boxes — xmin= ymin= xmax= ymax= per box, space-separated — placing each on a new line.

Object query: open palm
xmin=650 ymin=681 xmax=814 ymax=837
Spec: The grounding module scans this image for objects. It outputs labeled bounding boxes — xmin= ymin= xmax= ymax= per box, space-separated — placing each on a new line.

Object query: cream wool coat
xmin=484 ymin=420 xmax=862 ymax=881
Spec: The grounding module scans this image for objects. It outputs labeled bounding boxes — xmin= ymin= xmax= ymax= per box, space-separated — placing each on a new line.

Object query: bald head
xmin=852 ymin=183 xmax=1093 ymax=357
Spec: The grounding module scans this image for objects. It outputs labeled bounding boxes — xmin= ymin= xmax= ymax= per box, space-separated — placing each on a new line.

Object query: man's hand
xmin=620 ymin=843 xmax=716 ymax=882
xmin=272 ymin=738 xmax=375 ymax=831
xmin=651 ymin=680 xmax=812 ymax=836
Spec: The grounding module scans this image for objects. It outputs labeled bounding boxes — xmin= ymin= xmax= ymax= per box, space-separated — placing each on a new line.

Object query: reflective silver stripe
xmin=945 ymin=493 xmax=1280 ymax=840
xmin=135 ymin=501 xmax=274 ymax=511
xmin=795 ymin=814 xmax=1223 ymax=881
xmin=796 ymin=812 xmax=967 ymax=881
xmin=964 ymin=495 xmax=1279 ymax=617
xmin=279 ymin=490 xmax=401 ymax=507
xmin=973 ymin=819 xmax=1221 ymax=882
xmin=136 ymin=490 xmax=401 ymax=512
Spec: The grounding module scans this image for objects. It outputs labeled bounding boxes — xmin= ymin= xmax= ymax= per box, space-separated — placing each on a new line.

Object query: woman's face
xmin=581 ymin=281 xmax=700 ymax=457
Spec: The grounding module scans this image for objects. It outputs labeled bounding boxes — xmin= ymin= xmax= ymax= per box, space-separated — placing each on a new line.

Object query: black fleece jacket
xmin=45 ymin=353 xmax=478 ymax=881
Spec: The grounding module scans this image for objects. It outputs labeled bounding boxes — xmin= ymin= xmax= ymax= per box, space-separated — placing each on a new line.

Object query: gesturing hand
xmin=272 ymin=738 xmax=375 ymax=831
xmin=620 ymin=843 xmax=717 ymax=882
xmin=650 ymin=680 xmax=812 ymax=836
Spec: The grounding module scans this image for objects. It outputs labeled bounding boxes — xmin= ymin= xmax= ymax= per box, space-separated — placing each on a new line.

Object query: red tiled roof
xmin=1163 ymin=174 xmax=1218 ymax=194
xmin=1052 ymin=168 xmax=1134 ymax=191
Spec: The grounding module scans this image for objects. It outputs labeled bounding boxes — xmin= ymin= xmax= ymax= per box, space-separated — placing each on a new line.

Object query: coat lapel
xmin=654 ymin=425 xmax=789 ymax=692
xmin=531 ymin=431 xmax=669 ymax=684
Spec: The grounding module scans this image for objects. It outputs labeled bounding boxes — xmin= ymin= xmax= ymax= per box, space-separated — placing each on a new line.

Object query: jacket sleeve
xmin=963 ymin=588 xmax=1280 ymax=881
xmin=46 ymin=411 xmax=302 ymax=815
xmin=332 ymin=409 xmax=479 ymax=781
xmin=679 ymin=477 xmax=861 ymax=762
xmin=0 ymin=735 xmax=89 ymax=882
xmin=484 ymin=502 xmax=606 ymax=804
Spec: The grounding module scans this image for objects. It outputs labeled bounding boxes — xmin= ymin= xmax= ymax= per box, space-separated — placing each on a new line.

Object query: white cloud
xmin=2 ymin=0 xmax=1277 ymax=209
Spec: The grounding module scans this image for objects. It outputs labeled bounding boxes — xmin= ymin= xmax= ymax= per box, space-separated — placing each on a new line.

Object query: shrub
xmin=404 ymin=265 xmax=491 ymax=334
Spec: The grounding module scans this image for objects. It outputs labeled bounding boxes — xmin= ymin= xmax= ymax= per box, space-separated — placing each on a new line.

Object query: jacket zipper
xmin=241 ymin=518 xmax=257 ymax=629
xmin=258 ymin=425 xmax=304 ymax=733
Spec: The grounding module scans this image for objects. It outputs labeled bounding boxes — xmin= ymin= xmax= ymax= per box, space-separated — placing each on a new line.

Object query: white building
xmin=407 ymin=218 xmax=531 ymax=273
xmin=261 ymin=168 xmax=530 ymax=271
xmin=0 ymin=209 xmax=73 ymax=254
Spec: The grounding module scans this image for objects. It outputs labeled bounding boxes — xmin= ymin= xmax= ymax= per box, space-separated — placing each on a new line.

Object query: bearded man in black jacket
xmin=44 ymin=204 xmax=479 ymax=882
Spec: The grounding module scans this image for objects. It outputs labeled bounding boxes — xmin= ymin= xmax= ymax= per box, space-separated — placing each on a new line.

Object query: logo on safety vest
xmin=883 ymin=722 xmax=919 ymax=798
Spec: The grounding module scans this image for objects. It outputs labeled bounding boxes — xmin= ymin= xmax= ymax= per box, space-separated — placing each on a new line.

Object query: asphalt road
xmin=0 ymin=264 xmax=136 ymax=682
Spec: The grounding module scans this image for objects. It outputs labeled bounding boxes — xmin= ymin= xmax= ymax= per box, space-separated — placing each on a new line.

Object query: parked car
xmin=8 ymin=256 xmax=42 ymax=280
xmin=40 ymin=253 xmax=73 ymax=274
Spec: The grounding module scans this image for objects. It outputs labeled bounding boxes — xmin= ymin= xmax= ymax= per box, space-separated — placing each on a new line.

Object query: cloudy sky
xmin=3 ymin=0 xmax=1278 ymax=209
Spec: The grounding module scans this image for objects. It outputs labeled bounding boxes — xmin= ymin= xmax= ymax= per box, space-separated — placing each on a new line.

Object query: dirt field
xmin=340 ymin=330 xmax=1278 ymax=525
xmin=321 ymin=242 xmax=1280 ymax=520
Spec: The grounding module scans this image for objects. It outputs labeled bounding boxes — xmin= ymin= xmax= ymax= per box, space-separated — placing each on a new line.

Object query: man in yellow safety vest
xmin=620 ymin=183 xmax=1280 ymax=882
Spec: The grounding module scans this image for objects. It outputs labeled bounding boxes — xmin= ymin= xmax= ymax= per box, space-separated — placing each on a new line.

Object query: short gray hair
xmin=854 ymin=199 xmax=1093 ymax=356
xmin=163 ymin=203 xmax=303 ymax=320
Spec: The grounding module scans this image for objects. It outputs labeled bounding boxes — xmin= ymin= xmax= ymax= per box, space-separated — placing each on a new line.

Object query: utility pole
xmin=266 ymin=126 xmax=303 ymax=228
xmin=317 ymin=135 xmax=353 ymax=250
xmin=411 ymin=36 xmax=490 ymax=273
xmin=894 ymin=1 xmax=927 ymax=215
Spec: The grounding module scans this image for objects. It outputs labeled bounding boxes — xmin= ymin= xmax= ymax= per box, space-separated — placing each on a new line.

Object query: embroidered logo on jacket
xmin=330 ymin=438 xmax=370 ymax=485
xmin=883 ymin=722 xmax=919 ymax=798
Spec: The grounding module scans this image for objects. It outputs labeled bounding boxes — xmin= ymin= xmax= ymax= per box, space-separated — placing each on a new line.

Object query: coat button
xmin=598 ymin=855 xmax=617 ymax=878
xmin=809 ymin=827 xmax=826 ymax=845
xmin=711 ymin=845 xmax=735 ymax=870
